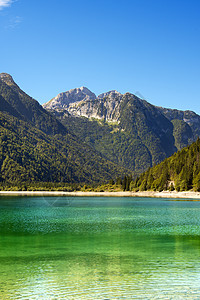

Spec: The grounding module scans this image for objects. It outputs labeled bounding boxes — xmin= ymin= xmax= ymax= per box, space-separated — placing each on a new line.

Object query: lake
xmin=0 ymin=196 xmax=200 ymax=299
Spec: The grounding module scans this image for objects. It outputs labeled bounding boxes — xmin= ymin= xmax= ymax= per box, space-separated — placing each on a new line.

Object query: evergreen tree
xmin=132 ymin=138 xmax=200 ymax=192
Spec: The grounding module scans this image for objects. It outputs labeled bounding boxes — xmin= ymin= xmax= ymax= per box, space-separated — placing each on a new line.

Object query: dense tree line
xmin=132 ymin=138 xmax=200 ymax=192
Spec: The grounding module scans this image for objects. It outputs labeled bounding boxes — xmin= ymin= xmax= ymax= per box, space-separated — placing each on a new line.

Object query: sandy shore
xmin=0 ymin=190 xmax=200 ymax=199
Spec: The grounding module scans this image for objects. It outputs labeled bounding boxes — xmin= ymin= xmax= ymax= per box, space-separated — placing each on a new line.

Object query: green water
xmin=0 ymin=196 xmax=200 ymax=299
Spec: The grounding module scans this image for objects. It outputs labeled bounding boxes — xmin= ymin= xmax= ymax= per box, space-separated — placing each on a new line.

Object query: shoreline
xmin=0 ymin=190 xmax=200 ymax=199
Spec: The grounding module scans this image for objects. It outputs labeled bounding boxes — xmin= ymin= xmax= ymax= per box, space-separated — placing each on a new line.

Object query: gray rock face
xmin=43 ymin=87 xmax=96 ymax=110
xmin=43 ymin=87 xmax=200 ymax=137
xmin=43 ymin=88 xmax=124 ymax=122
xmin=98 ymin=90 xmax=122 ymax=99
xmin=69 ymin=90 xmax=123 ymax=122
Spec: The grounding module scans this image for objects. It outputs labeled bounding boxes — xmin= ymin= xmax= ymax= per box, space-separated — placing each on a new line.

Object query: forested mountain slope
xmin=44 ymin=88 xmax=199 ymax=173
xmin=0 ymin=73 xmax=66 ymax=135
xmin=0 ymin=74 xmax=127 ymax=186
xmin=132 ymin=138 xmax=200 ymax=192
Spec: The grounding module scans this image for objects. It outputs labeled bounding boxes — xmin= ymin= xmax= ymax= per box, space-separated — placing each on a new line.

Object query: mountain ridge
xmin=43 ymin=86 xmax=97 ymax=110
xmin=1 ymin=73 xmax=200 ymax=184
xmin=0 ymin=73 xmax=128 ymax=186
xmin=0 ymin=73 xmax=67 ymax=135
xmin=43 ymin=86 xmax=199 ymax=173
xmin=43 ymin=87 xmax=200 ymax=129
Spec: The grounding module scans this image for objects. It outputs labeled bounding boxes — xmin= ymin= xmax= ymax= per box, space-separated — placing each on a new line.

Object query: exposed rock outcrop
xmin=43 ymin=87 xmax=96 ymax=110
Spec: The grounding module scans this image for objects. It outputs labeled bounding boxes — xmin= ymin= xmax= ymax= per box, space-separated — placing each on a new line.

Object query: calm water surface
xmin=0 ymin=196 xmax=200 ymax=299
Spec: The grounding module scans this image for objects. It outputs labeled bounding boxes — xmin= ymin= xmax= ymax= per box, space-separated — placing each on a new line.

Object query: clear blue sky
xmin=0 ymin=0 xmax=200 ymax=113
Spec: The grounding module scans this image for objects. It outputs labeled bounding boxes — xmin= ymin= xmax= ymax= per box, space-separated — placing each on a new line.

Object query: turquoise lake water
xmin=0 ymin=196 xmax=200 ymax=299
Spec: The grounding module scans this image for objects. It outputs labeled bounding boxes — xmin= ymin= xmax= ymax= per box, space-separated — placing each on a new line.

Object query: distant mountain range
xmin=43 ymin=86 xmax=200 ymax=173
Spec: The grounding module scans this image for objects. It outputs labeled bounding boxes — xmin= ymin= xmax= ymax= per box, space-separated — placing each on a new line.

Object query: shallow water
xmin=0 ymin=196 xmax=200 ymax=299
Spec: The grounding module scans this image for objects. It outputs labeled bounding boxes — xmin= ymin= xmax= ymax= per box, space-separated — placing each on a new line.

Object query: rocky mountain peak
xmin=79 ymin=86 xmax=93 ymax=93
xmin=98 ymin=90 xmax=122 ymax=99
xmin=43 ymin=87 xmax=96 ymax=110
xmin=68 ymin=86 xmax=96 ymax=98
xmin=0 ymin=73 xmax=15 ymax=86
